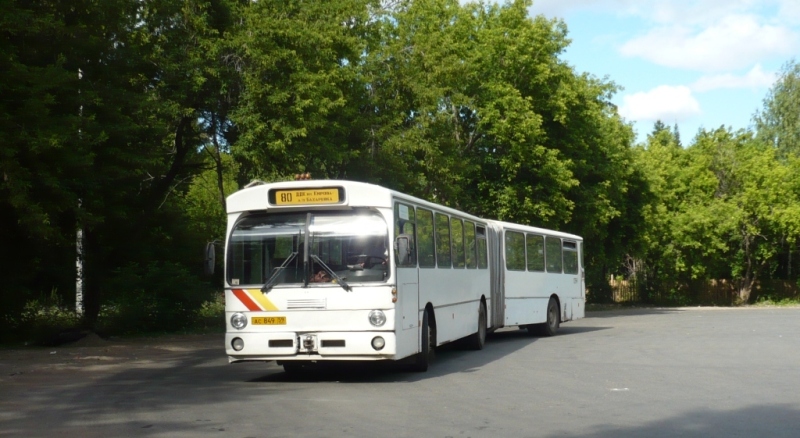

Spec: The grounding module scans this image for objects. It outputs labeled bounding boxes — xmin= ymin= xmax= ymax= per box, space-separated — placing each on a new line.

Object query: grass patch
xmin=586 ymin=302 xmax=660 ymax=312
xmin=751 ymin=297 xmax=800 ymax=307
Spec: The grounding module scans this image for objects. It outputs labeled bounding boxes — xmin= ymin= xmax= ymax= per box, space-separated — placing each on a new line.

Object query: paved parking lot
xmin=2 ymin=307 xmax=799 ymax=437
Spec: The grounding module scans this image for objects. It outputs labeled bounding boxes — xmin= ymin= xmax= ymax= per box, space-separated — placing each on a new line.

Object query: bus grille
xmin=287 ymin=298 xmax=327 ymax=309
xmin=321 ymin=340 xmax=345 ymax=347
xmin=269 ymin=340 xmax=293 ymax=348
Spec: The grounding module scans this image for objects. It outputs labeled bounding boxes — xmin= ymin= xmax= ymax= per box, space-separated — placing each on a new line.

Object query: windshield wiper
xmin=261 ymin=251 xmax=298 ymax=293
xmin=310 ymin=254 xmax=352 ymax=292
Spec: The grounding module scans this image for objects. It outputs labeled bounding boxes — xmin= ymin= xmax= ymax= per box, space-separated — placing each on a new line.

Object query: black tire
xmin=465 ymin=302 xmax=487 ymax=350
xmin=411 ymin=310 xmax=435 ymax=372
xmin=527 ymin=297 xmax=560 ymax=337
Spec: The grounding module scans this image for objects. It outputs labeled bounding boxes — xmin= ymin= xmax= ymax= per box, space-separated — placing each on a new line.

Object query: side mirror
xmin=204 ymin=242 xmax=216 ymax=275
xmin=395 ymin=234 xmax=411 ymax=266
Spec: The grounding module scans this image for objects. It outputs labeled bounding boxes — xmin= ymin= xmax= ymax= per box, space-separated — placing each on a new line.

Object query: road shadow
xmin=247 ymin=324 xmax=610 ymax=384
xmin=543 ymin=404 xmax=800 ymax=438
xmin=585 ymin=307 xmax=686 ymax=318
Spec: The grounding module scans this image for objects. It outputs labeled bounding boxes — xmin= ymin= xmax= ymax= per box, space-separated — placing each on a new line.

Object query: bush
xmin=1 ymin=289 xmax=81 ymax=345
xmin=96 ymin=261 xmax=216 ymax=335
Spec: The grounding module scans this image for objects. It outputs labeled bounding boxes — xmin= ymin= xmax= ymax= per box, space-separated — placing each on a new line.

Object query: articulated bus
xmin=223 ymin=180 xmax=584 ymax=372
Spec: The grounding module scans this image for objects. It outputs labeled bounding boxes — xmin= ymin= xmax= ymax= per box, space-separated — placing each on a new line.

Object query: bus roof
xmin=487 ymin=220 xmax=582 ymax=241
xmin=226 ymin=179 xmax=486 ymax=223
xmin=227 ymin=179 xmax=581 ymax=239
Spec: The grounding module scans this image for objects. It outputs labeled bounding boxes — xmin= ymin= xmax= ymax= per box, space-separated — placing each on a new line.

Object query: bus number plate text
xmin=252 ymin=316 xmax=287 ymax=325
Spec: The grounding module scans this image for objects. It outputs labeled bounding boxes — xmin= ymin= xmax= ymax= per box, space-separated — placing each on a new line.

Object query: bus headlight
xmin=371 ymin=336 xmax=385 ymax=351
xmin=231 ymin=312 xmax=247 ymax=330
xmin=368 ymin=310 xmax=386 ymax=327
xmin=232 ymin=337 xmax=245 ymax=351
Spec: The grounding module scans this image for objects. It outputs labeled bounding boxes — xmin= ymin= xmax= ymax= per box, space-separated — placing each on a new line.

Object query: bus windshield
xmin=227 ymin=211 xmax=389 ymax=288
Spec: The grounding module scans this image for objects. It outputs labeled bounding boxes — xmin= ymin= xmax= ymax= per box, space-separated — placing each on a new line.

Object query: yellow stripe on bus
xmin=245 ymin=289 xmax=279 ymax=311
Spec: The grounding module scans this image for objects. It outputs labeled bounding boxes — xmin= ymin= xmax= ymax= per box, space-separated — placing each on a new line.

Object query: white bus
xmin=223 ymin=180 xmax=584 ymax=372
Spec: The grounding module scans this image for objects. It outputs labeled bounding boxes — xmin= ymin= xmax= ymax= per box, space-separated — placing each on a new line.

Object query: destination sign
xmin=273 ymin=188 xmax=341 ymax=206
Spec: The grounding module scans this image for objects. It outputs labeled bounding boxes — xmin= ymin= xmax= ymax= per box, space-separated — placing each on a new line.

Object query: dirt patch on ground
xmin=0 ymin=333 xmax=223 ymax=380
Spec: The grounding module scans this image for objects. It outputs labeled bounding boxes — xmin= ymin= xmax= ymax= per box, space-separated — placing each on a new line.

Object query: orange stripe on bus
xmin=232 ymin=289 xmax=261 ymax=311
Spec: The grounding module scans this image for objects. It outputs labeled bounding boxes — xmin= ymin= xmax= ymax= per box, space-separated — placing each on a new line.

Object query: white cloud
xmin=778 ymin=0 xmax=800 ymax=25
xmin=619 ymin=85 xmax=701 ymax=122
xmin=619 ymin=15 xmax=798 ymax=72
xmin=690 ymin=64 xmax=777 ymax=92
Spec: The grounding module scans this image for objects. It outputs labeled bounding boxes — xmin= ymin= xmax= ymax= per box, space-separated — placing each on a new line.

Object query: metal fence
xmin=609 ymin=278 xmax=800 ymax=306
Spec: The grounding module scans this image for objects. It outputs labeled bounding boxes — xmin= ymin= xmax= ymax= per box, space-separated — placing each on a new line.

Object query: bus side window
xmin=417 ymin=209 xmax=435 ymax=268
xmin=563 ymin=241 xmax=578 ymax=274
xmin=526 ymin=234 xmax=544 ymax=271
xmin=435 ymin=212 xmax=451 ymax=268
xmin=476 ymin=225 xmax=488 ymax=269
xmin=505 ymin=231 xmax=525 ymax=271
xmin=452 ymin=218 xmax=465 ymax=268
xmin=545 ymin=236 xmax=563 ymax=273
xmin=394 ymin=203 xmax=417 ymax=267
xmin=465 ymin=221 xmax=477 ymax=269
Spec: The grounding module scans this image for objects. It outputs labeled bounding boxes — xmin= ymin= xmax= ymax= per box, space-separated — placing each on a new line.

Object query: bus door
xmin=486 ymin=222 xmax=504 ymax=329
xmin=576 ymin=241 xmax=586 ymax=319
xmin=562 ymin=240 xmax=583 ymax=320
xmin=394 ymin=203 xmax=420 ymax=359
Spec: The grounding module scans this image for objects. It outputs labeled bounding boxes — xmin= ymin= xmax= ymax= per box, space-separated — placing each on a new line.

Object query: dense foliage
xmin=2 ymin=0 xmax=798 ymax=341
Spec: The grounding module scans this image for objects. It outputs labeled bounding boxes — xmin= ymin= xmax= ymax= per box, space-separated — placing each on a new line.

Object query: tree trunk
xmin=79 ymin=227 xmax=102 ymax=329
xmin=737 ymin=278 xmax=754 ymax=304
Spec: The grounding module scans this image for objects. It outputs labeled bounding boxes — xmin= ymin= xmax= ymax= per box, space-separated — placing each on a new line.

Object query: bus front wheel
xmin=411 ymin=310 xmax=435 ymax=372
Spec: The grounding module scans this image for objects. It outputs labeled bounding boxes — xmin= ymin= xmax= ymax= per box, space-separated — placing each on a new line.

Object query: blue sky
xmin=527 ymin=0 xmax=800 ymax=144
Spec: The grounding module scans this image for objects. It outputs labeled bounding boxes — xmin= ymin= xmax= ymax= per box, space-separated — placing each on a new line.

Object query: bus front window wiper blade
xmin=310 ymin=254 xmax=352 ymax=292
xmin=261 ymin=251 xmax=298 ymax=293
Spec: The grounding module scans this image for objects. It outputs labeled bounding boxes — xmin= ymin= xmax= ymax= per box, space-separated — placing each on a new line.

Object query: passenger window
xmin=417 ymin=209 xmax=435 ymax=268
xmin=465 ymin=221 xmax=477 ymax=269
xmin=452 ymin=218 xmax=465 ymax=268
xmin=563 ymin=241 xmax=578 ymax=274
xmin=477 ymin=225 xmax=488 ymax=269
xmin=435 ymin=213 xmax=451 ymax=268
xmin=505 ymin=231 xmax=525 ymax=271
xmin=545 ymin=236 xmax=562 ymax=273
xmin=526 ymin=234 xmax=544 ymax=271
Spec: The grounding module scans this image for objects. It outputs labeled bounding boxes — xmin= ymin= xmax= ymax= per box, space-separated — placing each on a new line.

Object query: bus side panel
xmin=505 ymin=269 xmax=583 ymax=324
xmin=559 ymin=266 xmax=581 ymax=322
xmin=504 ymin=297 xmax=549 ymax=326
xmin=572 ymin=298 xmax=585 ymax=319
xmin=418 ymin=267 xmax=489 ymax=346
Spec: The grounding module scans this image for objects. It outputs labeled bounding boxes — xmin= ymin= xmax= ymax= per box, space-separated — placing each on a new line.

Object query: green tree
xmin=0 ymin=0 xmax=240 ymax=330
xmin=694 ymin=129 xmax=800 ymax=302
xmin=636 ymin=125 xmax=800 ymax=304
xmin=230 ymin=0 xmax=373 ymax=183
xmin=357 ymin=0 xmax=647 ymax=300
xmin=754 ymin=60 xmax=800 ymax=159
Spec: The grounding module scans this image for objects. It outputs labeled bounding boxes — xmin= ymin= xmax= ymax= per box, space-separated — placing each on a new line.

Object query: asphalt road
xmin=2 ymin=307 xmax=800 ymax=438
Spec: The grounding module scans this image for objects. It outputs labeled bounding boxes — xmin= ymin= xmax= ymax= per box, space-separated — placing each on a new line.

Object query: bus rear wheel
xmin=465 ymin=302 xmax=486 ymax=350
xmin=527 ymin=297 xmax=559 ymax=337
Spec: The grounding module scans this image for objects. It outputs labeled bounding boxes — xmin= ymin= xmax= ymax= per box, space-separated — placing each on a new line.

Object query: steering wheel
xmin=348 ymin=254 xmax=386 ymax=270
xmin=362 ymin=256 xmax=386 ymax=269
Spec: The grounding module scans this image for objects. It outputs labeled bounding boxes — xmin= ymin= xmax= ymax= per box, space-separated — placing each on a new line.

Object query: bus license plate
xmin=252 ymin=316 xmax=287 ymax=325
